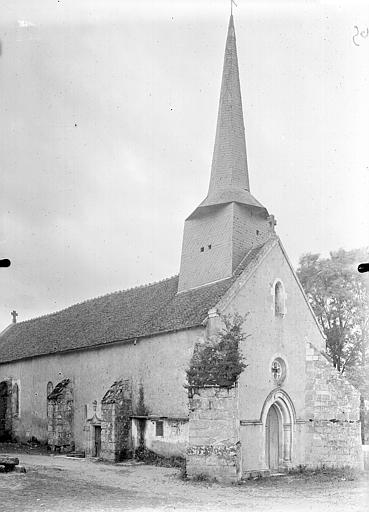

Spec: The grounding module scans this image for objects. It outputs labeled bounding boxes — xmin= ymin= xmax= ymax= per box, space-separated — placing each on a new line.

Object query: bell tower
xmin=178 ymin=15 xmax=274 ymax=293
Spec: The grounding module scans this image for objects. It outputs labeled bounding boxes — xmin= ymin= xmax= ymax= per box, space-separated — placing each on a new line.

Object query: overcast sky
xmin=0 ymin=0 xmax=368 ymax=330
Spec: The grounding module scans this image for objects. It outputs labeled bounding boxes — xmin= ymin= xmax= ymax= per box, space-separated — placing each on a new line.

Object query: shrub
xmin=186 ymin=313 xmax=248 ymax=388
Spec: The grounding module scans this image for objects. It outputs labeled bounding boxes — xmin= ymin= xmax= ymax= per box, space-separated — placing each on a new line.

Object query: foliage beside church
xmin=186 ymin=313 xmax=248 ymax=388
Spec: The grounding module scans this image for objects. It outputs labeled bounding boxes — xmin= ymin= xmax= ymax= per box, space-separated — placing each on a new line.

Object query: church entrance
xmin=0 ymin=381 xmax=11 ymax=442
xmin=261 ymin=389 xmax=295 ymax=472
xmin=265 ymin=404 xmax=280 ymax=471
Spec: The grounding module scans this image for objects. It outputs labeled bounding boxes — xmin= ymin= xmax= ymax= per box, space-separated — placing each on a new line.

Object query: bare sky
xmin=1 ymin=0 xmax=368 ymax=330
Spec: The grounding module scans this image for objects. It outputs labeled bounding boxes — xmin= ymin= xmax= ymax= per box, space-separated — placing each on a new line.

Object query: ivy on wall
xmin=136 ymin=383 xmax=150 ymax=416
xmin=186 ymin=313 xmax=248 ymax=388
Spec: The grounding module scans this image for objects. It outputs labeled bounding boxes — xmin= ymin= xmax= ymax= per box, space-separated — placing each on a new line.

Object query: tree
xmin=186 ymin=313 xmax=248 ymax=388
xmin=296 ymin=248 xmax=369 ymax=375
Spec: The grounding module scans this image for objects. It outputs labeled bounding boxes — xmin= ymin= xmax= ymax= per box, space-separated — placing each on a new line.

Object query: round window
xmin=271 ymin=358 xmax=286 ymax=385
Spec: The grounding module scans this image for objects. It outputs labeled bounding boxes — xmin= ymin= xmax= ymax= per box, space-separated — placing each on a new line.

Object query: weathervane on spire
xmin=231 ymin=0 xmax=238 ymax=15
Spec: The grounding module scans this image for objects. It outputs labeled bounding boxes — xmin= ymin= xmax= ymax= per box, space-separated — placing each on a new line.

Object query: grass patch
xmin=287 ymin=465 xmax=362 ymax=481
xmin=134 ymin=447 xmax=185 ymax=469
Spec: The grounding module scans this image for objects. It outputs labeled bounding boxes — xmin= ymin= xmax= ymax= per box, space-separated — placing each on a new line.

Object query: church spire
xmin=178 ymin=14 xmax=273 ymax=293
xmin=208 ymin=14 xmax=249 ymax=196
xmin=198 ymin=14 xmax=264 ymax=211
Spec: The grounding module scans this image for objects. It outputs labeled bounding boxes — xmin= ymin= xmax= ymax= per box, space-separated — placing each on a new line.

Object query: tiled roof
xmin=0 ymin=243 xmax=268 ymax=364
xmin=0 ymin=276 xmax=229 ymax=363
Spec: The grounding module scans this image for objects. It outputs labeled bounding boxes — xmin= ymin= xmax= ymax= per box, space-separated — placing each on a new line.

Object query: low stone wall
xmin=186 ymin=386 xmax=241 ymax=483
xmin=132 ymin=417 xmax=188 ymax=458
xmin=305 ymin=343 xmax=363 ymax=469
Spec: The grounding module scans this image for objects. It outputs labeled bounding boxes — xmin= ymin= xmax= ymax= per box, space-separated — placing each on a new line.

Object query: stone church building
xmin=0 ymin=16 xmax=363 ymax=477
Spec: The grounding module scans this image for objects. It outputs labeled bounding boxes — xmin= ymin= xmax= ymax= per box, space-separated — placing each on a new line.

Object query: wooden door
xmin=266 ymin=405 xmax=279 ymax=471
xmin=94 ymin=426 xmax=101 ymax=457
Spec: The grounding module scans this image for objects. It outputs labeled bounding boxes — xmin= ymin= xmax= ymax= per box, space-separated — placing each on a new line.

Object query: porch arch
xmin=260 ymin=389 xmax=296 ymax=470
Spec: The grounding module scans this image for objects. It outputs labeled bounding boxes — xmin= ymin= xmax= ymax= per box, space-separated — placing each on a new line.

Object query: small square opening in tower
xmin=155 ymin=420 xmax=164 ymax=437
xmin=200 ymin=247 xmax=204 ymax=252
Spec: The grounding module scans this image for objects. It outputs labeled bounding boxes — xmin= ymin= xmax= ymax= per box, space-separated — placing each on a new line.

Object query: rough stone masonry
xmin=186 ymin=386 xmax=241 ymax=483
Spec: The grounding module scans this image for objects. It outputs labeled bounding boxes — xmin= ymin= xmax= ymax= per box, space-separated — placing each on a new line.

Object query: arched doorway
xmin=0 ymin=380 xmax=11 ymax=442
xmin=265 ymin=404 xmax=280 ymax=471
xmin=261 ymin=389 xmax=296 ymax=472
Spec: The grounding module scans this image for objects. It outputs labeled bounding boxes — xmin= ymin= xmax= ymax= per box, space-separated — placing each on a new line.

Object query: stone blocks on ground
xmin=0 ymin=455 xmax=21 ymax=472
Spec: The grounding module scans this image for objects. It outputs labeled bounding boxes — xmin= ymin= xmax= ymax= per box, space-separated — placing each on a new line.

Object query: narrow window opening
xmin=47 ymin=381 xmax=53 ymax=416
xmin=208 ymin=244 xmax=212 ymax=250
xmin=200 ymin=247 xmax=204 ymax=252
xmin=47 ymin=381 xmax=53 ymax=398
xmin=274 ymin=281 xmax=285 ymax=317
xmin=13 ymin=383 xmax=19 ymax=417
xmin=256 ymin=229 xmax=260 ymax=235
xmin=155 ymin=420 xmax=164 ymax=437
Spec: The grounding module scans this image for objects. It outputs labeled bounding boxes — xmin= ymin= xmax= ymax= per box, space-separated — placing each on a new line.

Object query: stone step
xmin=0 ymin=455 xmax=19 ymax=465
xmin=0 ymin=455 xmax=20 ymax=472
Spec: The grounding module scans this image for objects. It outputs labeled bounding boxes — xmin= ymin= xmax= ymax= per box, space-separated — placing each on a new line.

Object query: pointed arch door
xmin=265 ymin=404 xmax=280 ymax=471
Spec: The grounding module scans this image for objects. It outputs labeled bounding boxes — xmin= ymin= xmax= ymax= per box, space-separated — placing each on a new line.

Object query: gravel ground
xmin=0 ymin=450 xmax=368 ymax=512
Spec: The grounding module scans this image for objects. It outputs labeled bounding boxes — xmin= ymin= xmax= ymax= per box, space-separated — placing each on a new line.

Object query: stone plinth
xmin=186 ymin=386 xmax=241 ymax=483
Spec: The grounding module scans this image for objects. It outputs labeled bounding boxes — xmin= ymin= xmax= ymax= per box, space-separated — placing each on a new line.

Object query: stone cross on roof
xmin=11 ymin=310 xmax=18 ymax=324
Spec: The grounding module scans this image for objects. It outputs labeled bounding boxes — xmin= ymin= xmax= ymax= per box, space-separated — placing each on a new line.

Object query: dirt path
xmin=0 ymin=452 xmax=368 ymax=512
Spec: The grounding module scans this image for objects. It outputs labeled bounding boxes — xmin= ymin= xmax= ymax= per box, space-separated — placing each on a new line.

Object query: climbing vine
xmin=186 ymin=313 xmax=248 ymax=388
xmin=136 ymin=383 xmax=150 ymax=416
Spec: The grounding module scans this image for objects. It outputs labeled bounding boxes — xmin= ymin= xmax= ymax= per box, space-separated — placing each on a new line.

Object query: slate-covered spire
xmin=209 ymin=14 xmax=249 ymax=193
xmin=198 ymin=15 xmax=264 ymax=211
xmin=178 ymin=15 xmax=273 ymax=293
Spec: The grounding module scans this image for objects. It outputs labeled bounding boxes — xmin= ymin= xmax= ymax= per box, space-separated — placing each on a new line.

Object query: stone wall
xmin=305 ymin=342 xmax=363 ymax=469
xmin=0 ymin=380 xmax=12 ymax=441
xmin=132 ymin=417 xmax=188 ymax=458
xmin=47 ymin=379 xmax=74 ymax=452
xmin=186 ymin=386 xmax=241 ymax=483
xmin=0 ymin=327 xmax=199 ymax=448
xmin=101 ymin=379 xmax=132 ymax=462
xmin=178 ymin=203 xmax=271 ymax=293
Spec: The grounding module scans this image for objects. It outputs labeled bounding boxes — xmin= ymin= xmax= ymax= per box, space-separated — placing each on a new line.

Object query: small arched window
xmin=274 ymin=281 xmax=286 ymax=317
xmin=47 ymin=381 xmax=53 ymax=398
xmin=46 ymin=381 xmax=53 ymax=416
xmin=13 ymin=383 xmax=19 ymax=417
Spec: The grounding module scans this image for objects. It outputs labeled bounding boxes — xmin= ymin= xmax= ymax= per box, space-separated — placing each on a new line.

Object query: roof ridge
xmin=12 ymin=274 xmax=179 ymax=327
xmin=232 ymin=235 xmax=277 ymax=279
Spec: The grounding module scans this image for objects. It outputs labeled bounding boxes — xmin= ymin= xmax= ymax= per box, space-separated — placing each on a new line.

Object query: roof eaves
xmin=0 ymin=324 xmax=204 ymax=366
xmin=0 ymin=324 xmax=14 ymax=338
